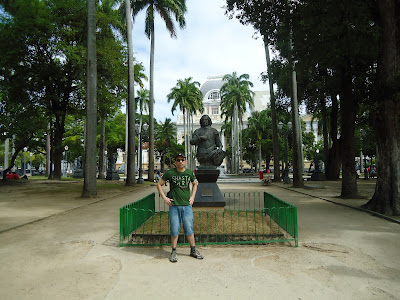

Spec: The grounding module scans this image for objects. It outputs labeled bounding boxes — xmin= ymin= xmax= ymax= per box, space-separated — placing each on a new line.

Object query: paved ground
xmin=0 ymin=178 xmax=399 ymax=299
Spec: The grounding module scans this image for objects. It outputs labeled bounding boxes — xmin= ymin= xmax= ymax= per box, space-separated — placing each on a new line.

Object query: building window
xmin=212 ymin=107 xmax=219 ymax=115
xmin=208 ymin=91 xmax=220 ymax=100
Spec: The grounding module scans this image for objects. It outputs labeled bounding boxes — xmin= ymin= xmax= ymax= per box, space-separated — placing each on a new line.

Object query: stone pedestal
xmin=106 ymin=170 xmax=120 ymax=180
xmin=72 ymin=169 xmax=83 ymax=178
xmin=311 ymin=170 xmax=326 ymax=181
xmin=193 ymin=169 xmax=226 ymax=208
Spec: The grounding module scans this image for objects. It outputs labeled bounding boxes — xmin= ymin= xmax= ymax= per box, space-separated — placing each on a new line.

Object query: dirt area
xmin=1 ymin=178 xmax=400 ymax=299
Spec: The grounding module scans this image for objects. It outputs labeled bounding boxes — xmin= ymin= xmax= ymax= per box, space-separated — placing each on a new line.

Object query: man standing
xmin=156 ymin=153 xmax=203 ymax=262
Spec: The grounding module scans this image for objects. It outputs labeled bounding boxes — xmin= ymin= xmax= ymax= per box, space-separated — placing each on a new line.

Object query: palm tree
xmin=124 ymin=0 xmax=136 ymax=186
xmin=167 ymin=77 xmax=203 ymax=168
xmin=247 ymin=111 xmax=272 ymax=171
xmin=220 ymin=72 xmax=254 ymax=174
xmin=155 ymin=118 xmax=177 ymax=171
xmin=135 ymin=88 xmax=150 ymax=170
xmin=131 ymin=0 xmax=187 ymax=182
xmin=82 ymin=0 xmax=97 ymax=197
xmin=263 ymin=38 xmax=281 ymax=182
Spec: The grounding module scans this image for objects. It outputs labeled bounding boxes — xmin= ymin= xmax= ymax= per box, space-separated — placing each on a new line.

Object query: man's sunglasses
xmin=176 ymin=158 xmax=186 ymax=162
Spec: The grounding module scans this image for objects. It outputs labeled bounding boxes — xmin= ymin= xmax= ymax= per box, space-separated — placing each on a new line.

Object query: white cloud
xmin=131 ymin=0 xmax=268 ymax=122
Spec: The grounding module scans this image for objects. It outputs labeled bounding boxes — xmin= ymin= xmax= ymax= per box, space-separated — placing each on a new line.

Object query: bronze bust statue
xmin=190 ymin=115 xmax=225 ymax=167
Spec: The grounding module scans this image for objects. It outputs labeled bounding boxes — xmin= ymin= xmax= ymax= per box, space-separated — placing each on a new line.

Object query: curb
xmin=272 ymin=183 xmax=400 ymax=225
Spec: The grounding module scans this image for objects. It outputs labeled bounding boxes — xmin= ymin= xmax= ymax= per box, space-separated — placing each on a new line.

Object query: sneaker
xmin=169 ymin=250 xmax=178 ymax=263
xmin=190 ymin=249 xmax=204 ymax=259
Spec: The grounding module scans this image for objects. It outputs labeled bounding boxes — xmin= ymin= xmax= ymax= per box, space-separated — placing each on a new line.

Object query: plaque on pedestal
xmin=193 ymin=169 xmax=225 ymax=208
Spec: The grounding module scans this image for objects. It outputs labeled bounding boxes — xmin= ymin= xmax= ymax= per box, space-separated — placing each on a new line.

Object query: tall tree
xmin=263 ymin=39 xmax=281 ymax=182
xmin=0 ymin=0 xmax=88 ymax=180
xmin=362 ymin=0 xmax=400 ymax=215
xmin=131 ymin=0 xmax=187 ymax=182
xmin=247 ymin=110 xmax=272 ymax=171
xmin=136 ymin=88 xmax=150 ymax=173
xmin=82 ymin=0 xmax=97 ymax=197
xmin=97 ymin=0 xmax=129 ymax=179
xmin=220 ymin=72 xmax=254 ymax=174
xmin=125 ymin=0 xmax=136 ymax=186
xmin=167 ymin=77 xmax=203 ymax=166
xmin=155 ymin=118 xmax=177 ymax=171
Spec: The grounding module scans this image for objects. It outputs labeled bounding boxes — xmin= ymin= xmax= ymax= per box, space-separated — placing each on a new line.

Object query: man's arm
xmin=156 ymin=179 xmax=174 ymax=206
xmin=189 ymin=180 xmax=198 ymax=205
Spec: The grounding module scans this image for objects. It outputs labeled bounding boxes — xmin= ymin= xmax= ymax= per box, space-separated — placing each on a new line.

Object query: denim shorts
xmin=169 ymin=205 xmax=194 ymax=236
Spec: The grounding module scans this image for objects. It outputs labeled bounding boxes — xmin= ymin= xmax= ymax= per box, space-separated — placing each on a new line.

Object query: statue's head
xmin=200 ymin=115 xmax=212 ymax=127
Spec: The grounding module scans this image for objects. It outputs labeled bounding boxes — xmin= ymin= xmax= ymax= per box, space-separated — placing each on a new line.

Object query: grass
xmin=135 ymin=210 xmax=280 ymax=235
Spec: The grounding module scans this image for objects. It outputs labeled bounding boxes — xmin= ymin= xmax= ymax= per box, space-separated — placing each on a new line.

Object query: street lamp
xmin=104 ymin=150 xmax=108 ymax=177
xmin=278 ymin=121 xmax=292 ymax=184
xmin=361 ymin=130 xmax=369 ymax=180
xmin=136 ymin=123 xmax=149 ymax=184
xmin=23 ymin=147 xmax=27 ymax=175
xmin=64 ymin=145 xmax=69 ymax=177
xmin=29 ymin=152 xmax=33 ymax=176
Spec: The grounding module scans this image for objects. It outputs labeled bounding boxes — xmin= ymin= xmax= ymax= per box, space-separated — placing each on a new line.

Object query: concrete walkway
xmin=0 ymin=180 xmax=399 ymax=299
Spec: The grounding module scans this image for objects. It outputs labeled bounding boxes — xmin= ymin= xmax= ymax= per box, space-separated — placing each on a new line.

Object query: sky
xmin=130 ymin=0 xmax=269 ymax=122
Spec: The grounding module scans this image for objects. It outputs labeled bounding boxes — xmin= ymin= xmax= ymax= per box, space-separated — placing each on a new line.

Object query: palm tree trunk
xmin=264 ymin=41 xmax=281 ymax=182
xmin=98 ymin=116 xmax=106 ymax=179
xmin=290 ymin=33 xmax=304 ymax=188
xmin=137 ymin=113 xmax=143 ymax=177
xmin=46 ymin=123 xmax=51 ymax=177
xmin=148 ymin=19 xmax=155 ymax=182
xmin=340 ymin=62 xmax=358 ymax=198
xmin=320 ymin=97 xmax=329 ymax=171
xmin=183 ymin=108 xmax=186 ymax=159
xmin=125 ymin=0 xmax=136 ymax=186
xmin=82 ymin=0 xmax=97 ymax=197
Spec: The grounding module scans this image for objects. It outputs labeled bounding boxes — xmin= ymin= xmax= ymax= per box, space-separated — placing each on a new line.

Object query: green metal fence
xmin=264 ymin=192 xmax=298 ymax=247
xmin=120 ymin=192 xmax=298 ymax=247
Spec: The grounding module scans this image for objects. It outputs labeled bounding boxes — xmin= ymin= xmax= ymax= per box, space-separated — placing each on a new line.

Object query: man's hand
xmin=189 ymin=196 xmax=195 ymax=206
xmin=164 ymin=197 xmax=174 ymax=207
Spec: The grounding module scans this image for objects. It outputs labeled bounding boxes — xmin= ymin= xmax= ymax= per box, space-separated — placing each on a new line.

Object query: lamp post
xmin=29 ymin=152 xmax=33 ymax=176
xmin=361 ymin=130 xmax=369 ymax=180
xmin=64 ymin=145 xmax=68 ymax=177
xmin=310 ymin=147 xmax=325 ymax=181
xmin=104 ymin=150 xmax=108 ymax=177
xmin=62 ymin=151 xmax=66 ymax=177
xmin=136 ymin=123 xmax=149 ymax=184
xmin=23 ymin=147 xmax=27 ymax=175
xmin=248 ymin=139 xmax=256 ymax=173
xmin=278 ymin=121 xmax=292 ymax=184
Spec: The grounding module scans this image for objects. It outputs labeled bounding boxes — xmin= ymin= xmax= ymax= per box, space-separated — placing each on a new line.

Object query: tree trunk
xmin=82 ymin=0 xmax=97 ymax=198
xmin=263 ymin=39 xmax=281 ymax=182
xmin=98 ymin=117 xmax=106 ymax=179
xmin=148 ymin=19 xmax=155 ymax=182
xmin=46 ymin=122 xmax=51 ymax=177
xmin=49 ymin=115 xmax=65 ymax=180
xmin=290 ymin=35 xmax=303 ymax=188
xmin=325 ymin=93 xmax=341 ymax=179
xmin=125 ymin=0 xmax=136 ymax=186
xmin=340 ymin=63 xmax=358 ymax=198
xmin=320 ymin=97 xmax=329 ymax=171
xmin=362 ymin=0 xmax=400 ymax=215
